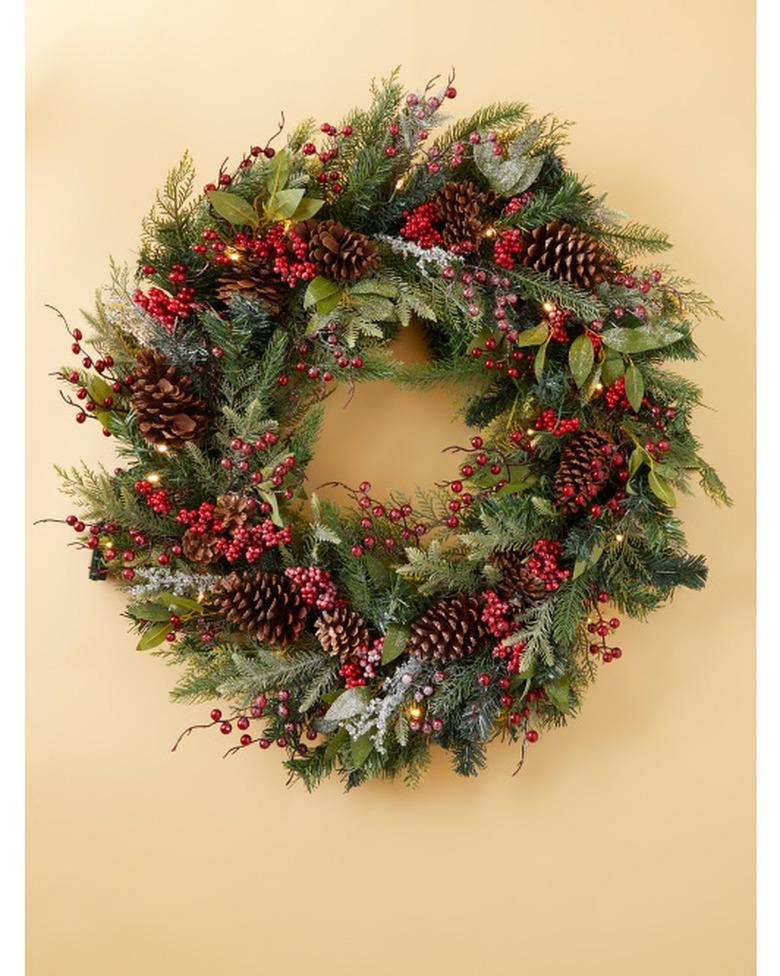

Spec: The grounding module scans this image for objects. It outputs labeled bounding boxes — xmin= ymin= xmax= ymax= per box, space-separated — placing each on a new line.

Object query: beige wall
xmin=26 ymin=1 xmax=755 ymax=973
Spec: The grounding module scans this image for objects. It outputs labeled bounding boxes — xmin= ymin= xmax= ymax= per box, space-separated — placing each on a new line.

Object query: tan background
xmin=27 ymin=1 xmax=755 ymax=973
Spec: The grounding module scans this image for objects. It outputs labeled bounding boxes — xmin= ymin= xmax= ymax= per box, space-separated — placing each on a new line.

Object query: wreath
xmin=52 ymin=70 xmax=729 ymax=790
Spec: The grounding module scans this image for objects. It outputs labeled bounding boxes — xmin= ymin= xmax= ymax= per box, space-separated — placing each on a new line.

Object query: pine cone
xmin=182 ymin=529 xmax=220 ymax=565
xmin=130 ymin=348 xmax=208 ymax=449
xmin=213 ymin=495 xmax=251 ymax=535
xmin=433 ymin=180 xmax=488 ymax=254
xmin=314 ymin=606 xmax=370 ymax=661
xmin=294 ymin=218 xmax=379 ymax=282
xmin=408 ymin=592 xmax=488 ymax=663
xmin=553 ymin=429 xmax=616 ymax=513
xmin=215 ymin=253 xmax=288 ymax=315
xmin=489 ymin=550 xmax=549 ymax=605
xmin=213 ymin=572 xmax=308 ymax=647
xmin=522 ymin=221 xmax=616 ymax=291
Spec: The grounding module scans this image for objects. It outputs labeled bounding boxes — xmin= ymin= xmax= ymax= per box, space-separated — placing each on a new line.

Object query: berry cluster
xmin=544 ymin=302 xmax=573 ymax=342
xmin=295 ymin=323 xmax=365 ymax=382
xmin=220 ymin=522 xmax=292 ymax=563
xmin=384 ymin=79 xmax=457 ymax=163
xmin=135 ymin=479 xmax=173 ymax=516
xmin=493 ymin=227 xmax=524 ymax=269
xmin=133 ymin=265 xmax=196 ymax=328
xmin=284 ymin=566 xmax=339 ymax=611
xmin=502 ymin=192 xmax=533 ymax=215
xmin=339 ymin=638 xmax=385 ymax=688
xmin=399 ymin=201 xmax=444 ymax=249
xmin=347 ymin=481 xmax=427 ymax=556
xmin=587 ymin=594 xmax=623 ymax=663
xmin=532 ymin=409 xmax=581 ymax=436
xmin=481 ymin=589 xmax=513 ymax=639
xmin=524 ymin=539 xmax=571 ymax=592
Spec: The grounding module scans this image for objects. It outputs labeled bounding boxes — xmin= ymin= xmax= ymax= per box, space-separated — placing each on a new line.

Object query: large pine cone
xmin=314 ymin=606 xmax=369 ymax=661
xmin=294 ymin=218 xmax=379 ymax=283
xmin=489 ymin=550 xmax=549 ymax=605
xmin=215 ymin=253 xmax=288 ymax=315
xmin=213 ymin=495 xmax=251 ymax=535
xmin=522 ymin=221 xmax=616 ymax=291
xmin=432 ymin=180 xmax=489 ymax=254
xmin=213 ymin=572 xmax=308 ymax=647
xmin=408 ymin=592 xmax=488 ymax=663
xmin=130 ymin=348 xmax=208 ymax=449
xmin=182 ymin=529 xmax=220 ymax=565
xmin=553 ymin=429 xmax=616 ymax=513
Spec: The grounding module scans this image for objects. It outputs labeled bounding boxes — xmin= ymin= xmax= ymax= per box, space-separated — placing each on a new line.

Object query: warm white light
xmin=146 ymin=473 xmax=161 ymax=484
xmin=615 ymin=533 xmax=625 ymax=543
xmin=483 ymin=226 xmax=497 ymax=239
xmin=594 ymin=382 xmax=604 ymax=392
xmin=408 ymin=704 xmax=424 ymax=721
xmin=155 ymin=444 xmax=168 ymax=454
xmin=542 ymin=301 xmax=555 ymax=313
xmin=226 ymin=247 xmax=242 ymax=262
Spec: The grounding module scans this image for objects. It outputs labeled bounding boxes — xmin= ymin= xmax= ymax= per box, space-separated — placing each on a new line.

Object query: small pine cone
xmin=130 ymin=348 xmax=208 ymax=449
xmin=182 ymin=529 xmax=220 ymax=565
xmin=522 ymin=221 xmax=616 ymax=291
xmin=215 ymin=254 xmax=288 ymax=315
xmin=553 ymin=429 xmax=616 ymax=513
xmin=213 ymin=494 xmax=251 ymax=535
xmin=294 ymin=218 xmax=379 ymax=282
xmin=314 ymin=606 xmax=370 ymax=661
xmin=408 ymin=592 xmax=488 ymax=663
xmin=433 ymin=180 xmax=488 ymax=254
xmin=213 ymin=571 xmax=308 ymax=647
xmin=489 ymin=551 xmax=549 ymax=605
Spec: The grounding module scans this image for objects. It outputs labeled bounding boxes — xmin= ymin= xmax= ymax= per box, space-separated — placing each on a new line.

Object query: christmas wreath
xmin=52 ymin=70 xmax=729 ymax=789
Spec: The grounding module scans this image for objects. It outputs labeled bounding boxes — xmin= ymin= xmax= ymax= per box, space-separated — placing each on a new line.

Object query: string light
xmin=482 ymin=226 xmax=497 ymax=239
xmin=225 ymin=246 xmax=242 ymax=262
xmin=542 ymin=301 xmax=555 ymax=314
xmin=146 ymin=472 xmax=161 ymax=484
xmin=615 ymin=533 xmax=625 ymax=543
xmin=395 ymin=174 xmax=409 ymax=191
xmin=594 ymin=382 xmax=604 ymax=392
xmin=408 ymin=704 xmax=424 ymax=721
xmin=197 ymin=591 xmax=205 ymax=603
xmin=155 ymin=444 xmax=168 ymax=454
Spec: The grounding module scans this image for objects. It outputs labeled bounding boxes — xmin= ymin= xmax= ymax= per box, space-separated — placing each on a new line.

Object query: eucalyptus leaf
xmin=601 ymin=323 xmax=684 ymax=354
xmin=136 ymin=621 xmax=171 ymax=651
xmin=545 ymin=676 xmax=571 ymax=715
xmin=324 ymin=727 xmax=348 ymax=760
xmin=601 ymin=354 xmax=626 ymax=386
xmin=534 ymin=340 xmax=548 ymax=381
xmin=514 ymin=323 xmax=550 ymax=347
xmin=206 ymin=189 xmax=258 ymax=226
xmin=624 ymin=363 xmax=644 ymax=412
xmin=569 ymin=333 xmax=595 ymax=388
xmin=350 ymin=733 xmax=375 ymax=768
xmin=127 ymin=602 xmax=174 ymax=622
xmin=381 ymin=624 xmax=409 ymax=665
xmin=156 ymin=592 xmax=205 ymax=613
xmin=303 ymin=275 xmax=341 ymax=311
xmin=648 ymin=470 xmax=676 ymax=507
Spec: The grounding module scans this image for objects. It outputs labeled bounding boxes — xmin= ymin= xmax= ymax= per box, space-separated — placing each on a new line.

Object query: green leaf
xmin=136 ymin=620 xmax=170 ymax=651
xmin=290 ymin=196 xmax=324 ymax=220
xmin=601 ymin=322 xmax=684 ymax=354
xmin=263 ymin=149 xmax=289 ymax=193
xmin=127 ymin=602 xmax=173 ymax=622
xmin=628 ymin=447 xmax=646 ymax=477
xmin=323 ymin=686 xmax=371 ymax=724
xmin=601 ymin=354 xmax=625 ymax=386
xmin=259 ymin=489 xmax=283 ymax=527
xmin=569 ymin=334 xmax=595 ymax=388
xmin=324 ymin=728 xmax=348 ymax=760
xmin=87 ymin=375 xmax=113 ymax=407
xmin=624 ymin=363 xmax=644 ymax=412
xmin=156 ymin=592 xmax=205 ymax=613
xmin=534 ymin=340 xmax=548 ymax=381
xmin=303 ymin=275 xmax=341 ymax=311
xmin=381 ymin=624 xmax=409 ymax=665
xmin=206 ymin=189 xmax=258 ymax=227
xmin=494 ymin=465 xmax=535 ymax=496
xmin=514 ymin=323 xmax=549 ymax=347
xmin=268 ymin=187 xmax=305 ymax=219
xmin=350 ymin=733 xmax=374 ymax=768
xmin=545 ymin=676 xmax=571 ymax=715
xmin=648 ymin=470 xmax=677 ymax=507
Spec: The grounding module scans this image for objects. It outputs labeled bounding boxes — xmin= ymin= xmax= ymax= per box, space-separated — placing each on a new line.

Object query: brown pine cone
xmin=215 ymin=253 xmax=288 ymax=315
xmin=407 ymin=592 xmax=488 ymax=663
xmin=522 ymin=221 xmax=616 ymax=291
xmin=294 ymin=218 xmax=379 ymax=282
xmin=314 ymin=606 xmax=370 ymax=661
xmin=182 ymin=529 xmax=220 ymax=565
xmin=489 ymin=550 xmax=549 ymax=605
xmin=213 ymin=572 xmax=308 ymax=647
xmin=432 ymin=180 xmax=489 ymax=254
xmin=213 ymin=495 xmax=251 ymax=535
xmin=130 ymin=348 xmax=208 ymax=449
xmin=553 ymin=429 xmax=616 ymax=513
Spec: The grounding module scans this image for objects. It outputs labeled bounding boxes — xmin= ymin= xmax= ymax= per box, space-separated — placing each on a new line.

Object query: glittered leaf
xmin=601 ymin=323 xmax=684 ymax=354
xmin=323 ymin=686 xmax=372 ymax=724
xmin=624 ymin=363 xmax=644 ymax=412
xmin=569 ymin=333 xmax=595 ymax=388
xmin=514 ymin=323 xmax=550 ymax=346
xmin=304 ymin=275 xmax=342 ymax=311
xmin=534 ymin=340 xmax=548 ymax=381
xmin=350 ymin=733 xmax=374 ymax=768
xmin=381 ymin=624 xmax=409 ymax=665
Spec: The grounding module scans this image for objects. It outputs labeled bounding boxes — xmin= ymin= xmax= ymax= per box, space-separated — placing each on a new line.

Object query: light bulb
xmin=146 ymin=473 xmax=161 ymax=484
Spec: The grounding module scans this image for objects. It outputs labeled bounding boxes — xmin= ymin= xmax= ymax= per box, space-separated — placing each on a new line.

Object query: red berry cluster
xmin=493 ymin=638 xmax=527 ymax=674
xmin=339 ymin=637 xmax=385 ymax=687
xmin=502 ymin=192 xmax=533 ymax=215
xmin=525 ymin=539 xmax=571 ymax=592
xmin=587 ymin=594 xmax=623 ymax=663
xmin=481 ymin=589 xmax=513 ymax=639
xmin=295 ymin=324 xmax=365 ymax=381
xmin=197 ymin=225 xmax=316 ymax=288
xmin=348 ymin=481 xmax=427 ymax=556
xmin=284 ymin=566 xmax=339 ymax=610
xmin=544 ymin=303 xmax=573 ymax=342
xmin=135 ymin=479 xmax=173 ymax=515
xmin=399 ymin=201 xmax=444 ymax=249
xmin=532 ymin=409 xmax=581 ymax=436
xmin=469 ymin=330 xmax=536 ymax=380
xmin=133 ymin=265 xmax=196 ymax=329
xmin=385 ymin=81 xmax=456 ymax=162
xmin=221 ymin=522 xmax=292 ymax=563
xmin=493 ymin=228 xmax=524 ymax=269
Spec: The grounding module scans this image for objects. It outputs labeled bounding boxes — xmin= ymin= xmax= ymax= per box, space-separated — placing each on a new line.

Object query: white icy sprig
xmin=346 ymin=656 xmax=428 ymax=755
xmin=127 ymin=567 xmax=219 ymax=600
xmin=375 ymin=235 xmax=463 ymax=277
